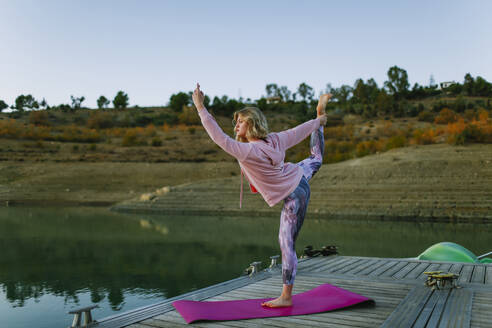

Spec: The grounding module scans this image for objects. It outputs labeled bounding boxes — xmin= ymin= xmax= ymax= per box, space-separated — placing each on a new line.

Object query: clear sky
xmin=1 ymin=0 xmax=491 ymax=108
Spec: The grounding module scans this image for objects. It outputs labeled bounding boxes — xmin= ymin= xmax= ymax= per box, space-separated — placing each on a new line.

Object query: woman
xmin=192 ymin=83 xmax=330 ymax=307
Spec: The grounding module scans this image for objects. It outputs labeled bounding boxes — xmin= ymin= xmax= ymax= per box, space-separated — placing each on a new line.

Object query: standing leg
xmin=297 ymin=125 xmax=324 ymax=181
xmin=262 ymin=177 xmax=310 ymax=308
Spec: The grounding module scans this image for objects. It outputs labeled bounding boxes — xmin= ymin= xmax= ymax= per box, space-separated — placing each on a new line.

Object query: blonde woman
xmin=193 ymin=83 xmax=330 ymax=307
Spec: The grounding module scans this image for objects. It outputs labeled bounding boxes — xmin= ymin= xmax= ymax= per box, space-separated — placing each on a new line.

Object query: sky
xmin=1 ymin=0 xmax=491 ymax=108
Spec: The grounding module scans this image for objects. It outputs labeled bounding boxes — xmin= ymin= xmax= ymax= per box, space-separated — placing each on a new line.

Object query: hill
xmin=113 ymin=144 xmax=492 ymax=222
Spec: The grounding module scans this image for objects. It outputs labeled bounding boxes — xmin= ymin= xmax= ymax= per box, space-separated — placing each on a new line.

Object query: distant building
xmin=266 ymin=96 xmax=282 ymax=104
xmin=440 ymin=81 xmax=455 ymax=89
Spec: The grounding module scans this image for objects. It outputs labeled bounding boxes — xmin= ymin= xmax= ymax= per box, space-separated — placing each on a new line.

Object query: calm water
xmin=1 ymin=206 xmax=491 ymax=328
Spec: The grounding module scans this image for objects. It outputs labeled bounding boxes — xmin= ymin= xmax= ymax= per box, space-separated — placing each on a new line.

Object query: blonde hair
xmin=233 ymin=107 xmax=269 ymax=142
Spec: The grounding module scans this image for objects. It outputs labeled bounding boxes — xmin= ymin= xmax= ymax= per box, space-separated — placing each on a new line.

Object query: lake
xmin=1 ymin=206 xmax=491 ymax=328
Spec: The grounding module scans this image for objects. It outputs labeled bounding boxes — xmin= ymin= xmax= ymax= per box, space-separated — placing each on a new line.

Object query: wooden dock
xmin=92 ymin=256 xmax=492 ymax=328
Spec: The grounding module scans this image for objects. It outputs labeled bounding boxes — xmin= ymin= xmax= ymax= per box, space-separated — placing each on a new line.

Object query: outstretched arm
xmin=276 ymin=94 xmax=330 ymax=150
xmin=192 ymin=83 xmax=251 ymax=161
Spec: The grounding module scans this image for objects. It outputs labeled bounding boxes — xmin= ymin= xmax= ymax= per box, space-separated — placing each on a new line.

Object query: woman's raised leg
xmin=297 ymin=125 xmax=324 ymax=181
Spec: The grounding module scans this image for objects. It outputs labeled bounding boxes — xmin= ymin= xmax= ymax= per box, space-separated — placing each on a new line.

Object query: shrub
xmin=477 ymin=108 xmax=489 ymax=122
xmin=0 ymin=119 xmax=22 ymax=138
xmin=323 ymin=140 xmax=356 ymax=163
xmin=87 ymin=111 xmax=114 ymax=129
xmin=178 ymin=106 xmax=201 ymax=125
xmin=29 ymin=110 xmax=50 ymax=126
xmin=58 ymin=125 xmax=101 ymax=143
xmin=446 ymin=118 xmax=466 ymax=136
xmin=325 ymin=126 xmax=345 ymax=139
xmin=161 ymin=123 xmax=170 ymax=132
xmin=355 ymin=140 xmax=383 ymax=157
xmin=413 ymin=128 xmax=436 ymax=145
xmin=417 ymin=110 xmax=434 ymax=122
xmin=121 ymin=129 xmax=147 ymax=146
xmin=151 ymin=137 xmax=162 ymax=147
xmin=377 ymin=121 xmax=396 ymax=137
xmin=464 ymin=109 xmax=477 ymax=122
xmin=122 ymin=130 xmax=138 ymax=146
xmin=434 ymin=108 xmax=458 ymax=124
xmin=385 ymin=135 xmax=407 ymax=150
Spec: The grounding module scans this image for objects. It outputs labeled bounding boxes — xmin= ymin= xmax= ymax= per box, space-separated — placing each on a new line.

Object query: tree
xmin=463 ymin=73 xmax=474 ymax=96
xmin=278 ymin=86 xmax=291 ymax=102
xmin=384 ymin=66 xmax=409 ymax=99
xmin=97 ymin=96 xmax=110 ymax=109
xmin=366 ymin=78 xmax=380 ymax=103
xmin=353 ymin=79 xmax=368 ymax=104
xmin=331 ymin=85 xmax=352 ymax=104
xmin=297 ymin=83 xmax=314 ymax=102
xmin=375 ymin=90 xmax=393 ymax=114
xmin=113 ymin=91 xmax=129 ymax=109
xmin=70 ymin=95 xmax=85 ymax=111
xmin=15 ymin=94 xmax=39 ymax=112
xmin=0 ymin=100 xmax=8 ymax=112
xmin=474 ymin=76 xmax=492 ymax=97
xmin=169 ymin=92 xmax=190 ymax=112
xmin=265 ymin=84 xmax=279 ymax=98
xmin=40 ymin=98 xmax=48 ymax=109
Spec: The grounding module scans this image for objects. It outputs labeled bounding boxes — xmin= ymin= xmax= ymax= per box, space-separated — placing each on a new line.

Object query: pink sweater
xmin=198 ymin=108 xmax=321 ymax=207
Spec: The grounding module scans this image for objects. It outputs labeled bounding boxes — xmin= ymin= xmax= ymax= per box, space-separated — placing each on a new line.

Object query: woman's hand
xmin=192 ymin=83 xmax=205 ymax=111
xmin=318 ymin=114 xmax=327 ymax=126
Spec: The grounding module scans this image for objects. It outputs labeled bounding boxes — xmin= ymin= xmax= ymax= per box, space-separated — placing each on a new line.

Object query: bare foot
xmin=261 ymin=296 xmax=292 ymax=308
xmin=317 ymin=93 xmax=332 ymax=117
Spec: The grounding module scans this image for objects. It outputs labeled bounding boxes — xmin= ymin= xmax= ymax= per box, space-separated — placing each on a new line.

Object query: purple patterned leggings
xmin=279 ymin=126 xmax=324 ymax=285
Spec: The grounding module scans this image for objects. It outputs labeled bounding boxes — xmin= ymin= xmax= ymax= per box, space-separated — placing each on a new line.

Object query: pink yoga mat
xmin=173 ymin=283 xmax=374 ymax=324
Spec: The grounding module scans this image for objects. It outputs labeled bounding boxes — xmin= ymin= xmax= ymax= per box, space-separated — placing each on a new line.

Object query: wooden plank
xmin=486 ymin=266 xmax=492 ymax=285
xmin=126 ymin=324 xmax=155 ymax=328
xmin=459 ymin=265 xmax=475 ymax=284
xmin=413 ymin=289 xmax=451 ymax=328
xmin=380 ymin=286 xmax=433 ymax=328
xmin=437 ymin=263 xmax=453 ymax=272
xmin=93 ymin=272 xmax=272 ymax=328
xmin=306 ymin=256 xmax=348 ymax=273
xmin=357 ymin=260 xmax=387 ymax=276
xmin=405 ymin=262 xmax=431 ymax=279
xmin=418 ymin=263 xmax=441 ymax=280
xmin=426 ymin=289 xmax=452 ymax=328
xmin=437 ymin=288 xmax=473 ymax=328
xmin=393 ymin=262 xmax=419 ymax=280
xmin=449 ymin=263 xmax=464 ymax=275
xmin=337 ymin=259 xmax=373 ymax=275
xmin=152 ymin=311 xmax=238 ymax=327
xmin=369 ymin=260 xmax=399 ymax=277
xmin=379 ymin=261 xmax=410 ymax=278
xmin=471 ymin=265 xmax=486 ymax=284
xmin=314 ymin=257 xmax=361 ymax=273
xmin=343 ymin=259 xmax=379 ymax=275
xmin=299 ymin=256 xmax=345 ymax=272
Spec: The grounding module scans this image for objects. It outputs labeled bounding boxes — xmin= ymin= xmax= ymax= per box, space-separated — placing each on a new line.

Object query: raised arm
xmin=277 ymin=94 xmax=330 ymax=150
xmin=276 ymin=118 xmax=321 ymax=150
xmin=192 ymin=84 xmax=251 ymax=161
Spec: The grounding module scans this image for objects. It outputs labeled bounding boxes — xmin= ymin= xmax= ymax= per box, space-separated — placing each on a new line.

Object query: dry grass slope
xmin=113 ymin=144 xmax=492 ymax=221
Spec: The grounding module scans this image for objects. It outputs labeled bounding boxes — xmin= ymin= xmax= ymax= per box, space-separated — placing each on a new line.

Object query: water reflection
xmin=0 ymin=207 xmax=491 ymax=328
